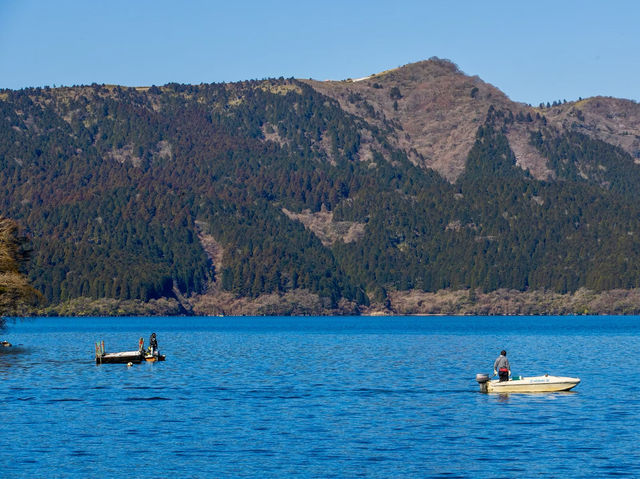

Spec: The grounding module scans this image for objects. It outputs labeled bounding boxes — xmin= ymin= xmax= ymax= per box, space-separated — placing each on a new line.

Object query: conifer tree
xmin=0 ymin=218 xmax=41 ymax=325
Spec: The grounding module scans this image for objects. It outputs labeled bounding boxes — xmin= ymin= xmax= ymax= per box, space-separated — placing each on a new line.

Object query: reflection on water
xmin=0 ymin=316 xmax=640 ymax=478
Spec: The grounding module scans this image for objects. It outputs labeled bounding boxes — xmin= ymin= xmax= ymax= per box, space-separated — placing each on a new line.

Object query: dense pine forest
xmin=2 ymin=59 xmax=640 ymax=315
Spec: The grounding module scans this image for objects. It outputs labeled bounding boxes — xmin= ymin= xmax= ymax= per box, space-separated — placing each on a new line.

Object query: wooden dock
xmin=95 ymin=341 xmax=165 ymax=364
xmin=96 ymin=350 xmax=145 ymax=364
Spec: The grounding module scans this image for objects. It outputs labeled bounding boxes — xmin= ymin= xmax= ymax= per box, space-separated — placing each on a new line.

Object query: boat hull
xmin=144 ymin=354 xmax=166 ymax=362
xmin=480 ymin=375 xmax=580 ymax=393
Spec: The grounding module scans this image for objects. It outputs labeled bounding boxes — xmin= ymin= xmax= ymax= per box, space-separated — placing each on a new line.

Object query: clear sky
xmin=0 ymin=0 xmax=638 ymax=105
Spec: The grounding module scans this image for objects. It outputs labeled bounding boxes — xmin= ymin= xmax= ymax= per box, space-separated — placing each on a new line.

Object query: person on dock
xmin=149 ymin=332 xmax=158 ymax=357
xmin=138 ymin=337 xmax=144 ymax=352
xmin=493 ymin=350 xmax=511 ymax=382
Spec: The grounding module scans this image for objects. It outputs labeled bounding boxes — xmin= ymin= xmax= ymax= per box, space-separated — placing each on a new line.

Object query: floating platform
xmin=97 ymin=350 xmax=145 ymax=364
xmin=95 ymin=341 xmax=165 ymax=364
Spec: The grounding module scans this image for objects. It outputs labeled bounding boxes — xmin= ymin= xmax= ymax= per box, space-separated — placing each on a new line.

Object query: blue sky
xmin=0 ymin=0 xmax=638 ymax=105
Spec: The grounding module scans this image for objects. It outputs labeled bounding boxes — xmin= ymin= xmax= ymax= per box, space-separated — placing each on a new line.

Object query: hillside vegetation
xmin=2 ymin=58 xmax=640 ymax=315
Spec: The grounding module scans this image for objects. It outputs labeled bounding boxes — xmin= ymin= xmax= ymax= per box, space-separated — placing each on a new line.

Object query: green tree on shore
xmin=0 ymin=217 xmax=41 ymax=327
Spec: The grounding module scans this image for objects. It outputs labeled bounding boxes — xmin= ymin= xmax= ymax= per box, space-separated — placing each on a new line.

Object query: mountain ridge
xmin=3 ymin=58 xmax=640 ymax=315
xmin=306 ymin=59 xmax=640 ymax=181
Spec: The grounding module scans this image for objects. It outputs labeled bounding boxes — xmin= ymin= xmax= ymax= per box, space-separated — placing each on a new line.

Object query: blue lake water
xmin=1 ymin=315 xmax=640 ymax=478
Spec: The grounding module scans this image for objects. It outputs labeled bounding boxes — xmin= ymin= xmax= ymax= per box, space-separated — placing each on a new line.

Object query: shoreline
xmin=22 ymin=287 xmax=640 ymax=317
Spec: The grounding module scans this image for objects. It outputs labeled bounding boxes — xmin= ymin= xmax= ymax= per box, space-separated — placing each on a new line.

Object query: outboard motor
xmin=476 ymin=373 xmax=490 ymax=392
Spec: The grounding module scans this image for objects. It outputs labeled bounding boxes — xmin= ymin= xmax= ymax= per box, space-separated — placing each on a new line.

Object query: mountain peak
xmin=375 ymin=57 xmax=463 ymax=81
xmin=329 ymin=58 xmax=465 ymax=85
xmin=306 ymin=58 xmax=515 ymax=181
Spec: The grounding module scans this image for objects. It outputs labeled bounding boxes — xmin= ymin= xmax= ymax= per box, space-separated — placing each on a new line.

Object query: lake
xmin=1 ymin=315 xmax=639 ymax=478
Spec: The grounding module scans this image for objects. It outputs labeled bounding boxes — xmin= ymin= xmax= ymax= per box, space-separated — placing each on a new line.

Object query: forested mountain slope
xmin=2 ymin=58 xmax=640 ymax=315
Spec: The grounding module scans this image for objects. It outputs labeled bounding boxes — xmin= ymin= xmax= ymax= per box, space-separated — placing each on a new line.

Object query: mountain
xmin=2 ymin=58 xmax=640 ymax=316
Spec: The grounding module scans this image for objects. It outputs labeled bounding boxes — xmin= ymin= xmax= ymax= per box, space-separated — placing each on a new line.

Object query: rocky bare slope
xmin=306 ymin=59 xmax=640 ymax=183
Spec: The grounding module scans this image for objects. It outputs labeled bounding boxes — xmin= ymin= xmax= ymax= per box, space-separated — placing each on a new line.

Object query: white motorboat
xmin=475 ymin=373 xmax=580 ymax=393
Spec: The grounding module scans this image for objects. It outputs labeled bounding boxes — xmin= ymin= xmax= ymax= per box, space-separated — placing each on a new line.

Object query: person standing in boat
xmin=493 ymin=350 xmax=511 ymax=382
xmin=149 ymin=332 xmax=158 ymax=357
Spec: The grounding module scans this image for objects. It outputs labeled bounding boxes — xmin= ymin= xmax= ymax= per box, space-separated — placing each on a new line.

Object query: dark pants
xmin=498 ymin=369 xmax=509 ymax=382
